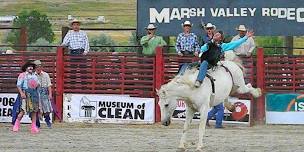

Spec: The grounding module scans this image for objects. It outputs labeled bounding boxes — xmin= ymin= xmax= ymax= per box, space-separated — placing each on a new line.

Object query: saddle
xmin=179 ymin=62 xmax=234 ymax=94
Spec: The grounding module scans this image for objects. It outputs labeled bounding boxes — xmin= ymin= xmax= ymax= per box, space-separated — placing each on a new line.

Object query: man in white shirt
xmin=62 ymin=19 xmax=90 ymax=55
xmin=231 ymin=25 xmax=255 ymax=57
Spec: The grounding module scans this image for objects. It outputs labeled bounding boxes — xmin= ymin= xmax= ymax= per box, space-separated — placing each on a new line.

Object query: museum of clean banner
xmin=63 ymin=94 xmax=155 ymax=124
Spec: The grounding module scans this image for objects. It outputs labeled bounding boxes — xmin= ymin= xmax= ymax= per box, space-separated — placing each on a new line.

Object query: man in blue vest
xmin=194 ymin=30 xmax=254 ymax=87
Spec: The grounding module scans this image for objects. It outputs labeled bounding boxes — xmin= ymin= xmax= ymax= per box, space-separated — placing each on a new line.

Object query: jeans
xmin=207 ymin=103 xmax=224 ymax=128
xmin=177 ymin=63 xmax=189 ymax=75
xmin=197 ymin=60 xmax=208 ymax=82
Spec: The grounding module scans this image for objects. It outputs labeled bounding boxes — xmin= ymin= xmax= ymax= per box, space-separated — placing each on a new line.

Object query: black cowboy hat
xmin=21 ymin=61 xmax=36 ymax=72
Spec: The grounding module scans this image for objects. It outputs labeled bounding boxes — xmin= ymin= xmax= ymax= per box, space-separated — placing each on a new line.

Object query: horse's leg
xmin=178 ymin=106 xmax=195 ymax=151
xmin=236 ymin=83 xmax=261 ymax=98
xmin=196 ymin=104 xmax=209 ymax=151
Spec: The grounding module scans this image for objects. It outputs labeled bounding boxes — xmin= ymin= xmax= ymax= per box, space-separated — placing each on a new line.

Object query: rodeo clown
xmin=12 ymin=61 xmax=40 ymax=134
xmin=34 ymin=60 xmax=53 ymax=128
xmin=195 ymin=30 xmax=254 ymax=128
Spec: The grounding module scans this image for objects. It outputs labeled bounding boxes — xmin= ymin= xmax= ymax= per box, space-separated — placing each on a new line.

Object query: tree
xmin=6 ymin=10 xmax=54 ymax=48
xmin=90 ymin=34 xmax=117 ymax=52
xmin=28 ymin=38 xmax=53 ymax=52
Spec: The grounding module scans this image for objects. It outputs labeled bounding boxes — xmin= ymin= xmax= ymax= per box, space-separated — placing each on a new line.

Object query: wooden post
xmin=61 ymin=26 xmax=70 ymax=42
xmin=55 ymin=46 xmax=65 ymax=121
xmin=19 ymin=27 xmax=27 ymax=51
xmin=155 ymin=46 xmax=164 ymax=122
xmin=256 ymin=48 xmax=265 ymax=124
xmin=285 ymin=36 xmax=293 ymax=55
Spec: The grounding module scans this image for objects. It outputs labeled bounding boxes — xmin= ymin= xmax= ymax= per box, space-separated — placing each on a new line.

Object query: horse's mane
xmin=166 ymin=67 xmax=197 ymax=89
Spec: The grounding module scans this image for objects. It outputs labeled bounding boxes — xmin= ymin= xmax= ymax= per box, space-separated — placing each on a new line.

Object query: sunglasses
xmin=206 ymin=28 xmax=213 ymax=30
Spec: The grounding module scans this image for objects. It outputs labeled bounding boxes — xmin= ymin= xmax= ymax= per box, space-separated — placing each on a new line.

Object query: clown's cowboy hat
xmin=33 ymin=60 xmax=42 ymax=66
xmin=21 ymin=61 xmax=36 ymax=72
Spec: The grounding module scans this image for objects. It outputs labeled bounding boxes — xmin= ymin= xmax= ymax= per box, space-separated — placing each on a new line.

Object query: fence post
xmin=256 ymin=48 xmax=265 ymax=124
xmin=19 ymin=26 xmax=27 ymax=52
xmin=61 ymin=26 xmax=69 ymax=42
xmin=155 ymin=46 xmax=164 ymax=122
xmin=56 ymin=46 xmax=64 ymax=121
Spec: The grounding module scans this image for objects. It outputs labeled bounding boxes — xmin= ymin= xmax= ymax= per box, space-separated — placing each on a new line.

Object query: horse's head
xmin=157 ymin=87 xmax=178 ymax=126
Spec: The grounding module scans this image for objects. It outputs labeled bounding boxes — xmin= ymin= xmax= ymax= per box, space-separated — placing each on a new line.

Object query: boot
xmin=31 ymin=122 xmax=40 ymax=134
xmin=194 ymin=80 xmax=202 ymax=88
xmin=12 ymin=119 xmax=21 ymax=132
xmin=45 ymin=115 xmax=52 ymax=128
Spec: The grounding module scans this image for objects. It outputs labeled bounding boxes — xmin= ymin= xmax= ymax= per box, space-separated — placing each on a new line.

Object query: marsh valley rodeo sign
xmin=137 ymin=0 xmax=304 ymax=36
xmin=63 ymin=94 xmax=155 ymax=124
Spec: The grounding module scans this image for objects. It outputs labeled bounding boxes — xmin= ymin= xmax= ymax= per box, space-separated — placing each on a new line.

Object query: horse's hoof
xmin=195 ymin=148 xmax=203 ymax=152
xmin=176 ymin=147 xmax=186 ymax=152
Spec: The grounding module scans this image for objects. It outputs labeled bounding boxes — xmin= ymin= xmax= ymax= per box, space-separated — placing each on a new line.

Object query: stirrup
xmin=209 ymin=93 xmax=215 ymax=106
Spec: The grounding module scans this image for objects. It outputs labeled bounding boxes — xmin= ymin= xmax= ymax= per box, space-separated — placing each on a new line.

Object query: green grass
xmin=0 ymin=0 xmax=136 ymax=29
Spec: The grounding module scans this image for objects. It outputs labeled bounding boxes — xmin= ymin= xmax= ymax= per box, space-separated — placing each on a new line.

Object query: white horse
xmin=157 ymin=60 xmax=261 ymax=151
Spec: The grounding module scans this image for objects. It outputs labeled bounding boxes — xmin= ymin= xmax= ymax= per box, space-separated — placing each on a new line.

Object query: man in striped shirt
xmin=62 ymin=19 xmax=90 ymax=55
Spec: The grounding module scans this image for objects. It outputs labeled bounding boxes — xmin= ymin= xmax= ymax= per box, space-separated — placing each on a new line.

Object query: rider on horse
xmin=194 ymin=30 xmax=254 ymax=87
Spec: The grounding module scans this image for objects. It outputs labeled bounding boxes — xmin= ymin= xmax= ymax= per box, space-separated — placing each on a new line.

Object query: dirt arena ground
xmin=0 ymin=122 xmax=303 ymax=152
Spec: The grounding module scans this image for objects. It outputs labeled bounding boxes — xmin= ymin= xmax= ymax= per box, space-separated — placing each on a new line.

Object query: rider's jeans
xmin=197 ymin=60 xmax=209 ymax=82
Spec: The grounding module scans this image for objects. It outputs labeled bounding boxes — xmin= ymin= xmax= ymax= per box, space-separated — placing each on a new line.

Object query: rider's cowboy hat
xmin=204 ymin=23 xmax=216 ymax=30
xmin=21 ymin=61 xmax=36 ymax=72
xmin=181 ymin=21 xmax=193 ymax=27
xmin=236 ymin=25 xmax=247 ymax=31
xmin=70 ymin=19 xmax=81 ymax=25
xmin=145 ymin=23 xmax=157 ymax=30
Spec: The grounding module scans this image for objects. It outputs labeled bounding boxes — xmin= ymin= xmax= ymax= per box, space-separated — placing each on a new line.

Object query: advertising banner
xmin=172 ymin=97 xmax=251 ymax=125
xmin=0 ymin=93 xmax=52 ymax=123
xmin=266 ymin=93 xmax=304 ymax=124
xmin=63 ymin=94 xmax=155 ymax=124
xmin=137 ymin=0 xmax=304 ymax=36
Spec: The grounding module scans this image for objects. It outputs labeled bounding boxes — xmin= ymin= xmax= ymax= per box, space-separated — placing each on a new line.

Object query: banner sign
xmin=137 ymin=0 xmax=304 ymax=36
xmin=0 ymin=93 xmax=52 ymax=123
xmin=63 ymin=94 xmax=155 ymax=124
xmin=266 ymin=93 xmax=304 ymax=124
xmin=172 ymin=97 xmax=251 ymax=125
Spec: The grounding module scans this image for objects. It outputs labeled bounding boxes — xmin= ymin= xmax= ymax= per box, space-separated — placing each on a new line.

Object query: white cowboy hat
xmin=33 ymin=60 xmax=42 ymax=66
xmin=236 ymin=25 xmax=247 ymax=31
xmin=5 ymin=50 xmax=13 ymax=54
xmin=204 ymin=23 xmax=216 ymax=30
xmin=70 ymin=19 xmax=81 ymax=25
xmin=181 ymin=20 xmax=193 ymax=27
xmin=145 ymin=23 xmax=157 ymax=30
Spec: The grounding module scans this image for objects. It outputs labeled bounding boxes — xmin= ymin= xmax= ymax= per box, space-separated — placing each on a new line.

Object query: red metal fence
xmin=1 ymin=47 xmax=303 ymax=123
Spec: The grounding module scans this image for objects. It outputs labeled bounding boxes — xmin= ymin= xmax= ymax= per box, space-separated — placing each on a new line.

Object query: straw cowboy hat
xmin=145 ymin=23 xmax=157 ymax=30
xmin=204 ymin=23 xmax=216 ymax=30
xmin=70 ymin=19 xmax=81 ymax=25
xmin=33 ymin=60 xmax=42 ymax=66
xmin=21 ymin=61 xmax=36 ymax=72
xmin=236 ymin=25 xmax=247 ymax=31
xmin=181 ymin=20 xmax=193 ymax=27
xmin=5 ymin=50 xmax=13 ymax=54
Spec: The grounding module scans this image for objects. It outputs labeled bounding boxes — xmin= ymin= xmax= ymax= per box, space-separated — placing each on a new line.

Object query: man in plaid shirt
xmin=62 ymin=19 xmax=90 ymax=55
xmin=175 ymin=21 xmax=200 ymax=57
